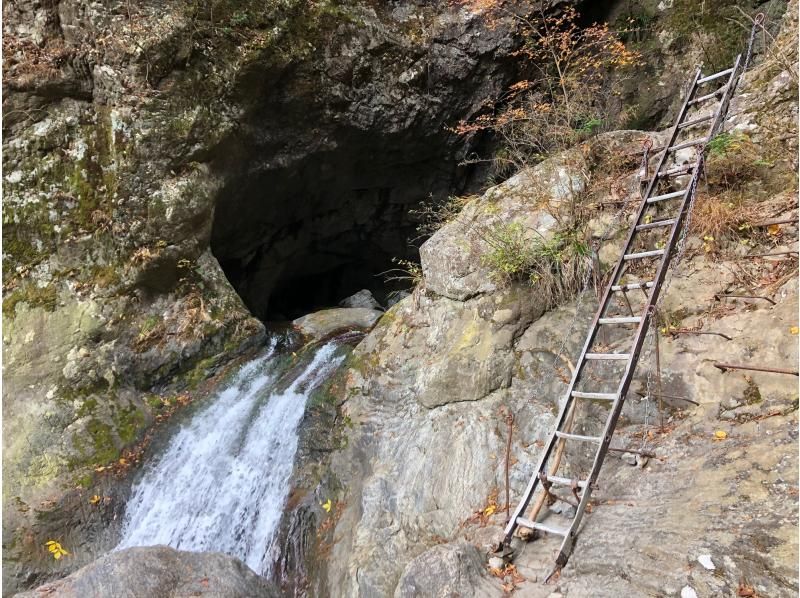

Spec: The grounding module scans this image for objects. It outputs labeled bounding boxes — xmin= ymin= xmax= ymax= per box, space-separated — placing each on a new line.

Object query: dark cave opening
xmin=210 ymin=127 xmax=475 ymax=322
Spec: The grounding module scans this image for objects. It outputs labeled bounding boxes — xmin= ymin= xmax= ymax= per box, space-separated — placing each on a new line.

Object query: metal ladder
xmin=501 ymin=53 xmax=745 ymax=577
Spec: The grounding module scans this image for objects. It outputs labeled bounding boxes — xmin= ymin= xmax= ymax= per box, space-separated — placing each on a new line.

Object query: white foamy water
xmin=117 ymin=340 xmax=344 ymax=574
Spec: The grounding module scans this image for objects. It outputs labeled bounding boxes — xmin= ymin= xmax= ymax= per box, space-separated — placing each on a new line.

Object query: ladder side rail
xmin=552 ymin=177 xmax=697 ymax=568
xmin=639 ymin=68 xmax=702 ymax=202
xmin=708 ymin=54 xmax=743 ymax=140
xmin=551 ymin=62 xmax=743 ymax=570
xmin=503 ymin=68 xmax=704 ymax=548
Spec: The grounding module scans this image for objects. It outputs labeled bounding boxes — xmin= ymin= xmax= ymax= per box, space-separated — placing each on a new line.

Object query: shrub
xmin=454 ymin=5 xmax=641 ymax=169
xmin=479 ymin=221 xmax=591 ymax=305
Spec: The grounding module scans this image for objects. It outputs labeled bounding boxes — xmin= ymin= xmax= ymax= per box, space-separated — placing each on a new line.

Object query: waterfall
xmin=117 ymin=339 xmax=345 ymax=575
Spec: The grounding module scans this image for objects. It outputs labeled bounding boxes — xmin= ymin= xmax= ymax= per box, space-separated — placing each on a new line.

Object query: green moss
xmin=183 ymin=356 xmax=218 ymax=389
xmin=114 ymin=405 xmax=146 ymax=444
xmin=86 ymin=419 xmax=118 ymax=464
xmin=91 ymin=265 xmax=121 ymax=289
xmin=76 ymin=398 xmax=98 ymax=418
xmin=664 ymin=0 xmax=754 ymax=72
xmin=145 ymin=394 xmax=165 ymax=410
xmin=74 ymin=473 xmax=94 ymax=489
xmin=743 ymin=380 xmax=763 ymax=405
xmin=2 ymin=283 xmax=58 ymax=317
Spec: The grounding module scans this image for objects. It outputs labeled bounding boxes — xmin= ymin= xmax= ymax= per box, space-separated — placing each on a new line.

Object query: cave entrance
xmin=210 ymin=128 xmax=470 ymax=322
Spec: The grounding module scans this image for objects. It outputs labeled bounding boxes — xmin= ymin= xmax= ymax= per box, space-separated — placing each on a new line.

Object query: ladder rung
xmin=698 ymin=67 xmax=734 ymax=84
xmin=545 ymin=475 xmax=589 ymax=489
xmin=636 ymin=218 xmax=676 ymax=231
xmin=647 ymin=189 xmax=686 ymax=203
xmin=668 ymin=138 xmax=705 ymax=152
xmin=555 ymin=431 xmax=603 ymax=443
xmin=571 ymin=391 xmax=618 ymax=401
xmin=623 ymin=249 xmax=665 ymax=260
xmin=678 ymin=114 xmax=714 ymax=129
xmin=516 ymin=517 xmax=568 ymax=537
xmin=585 ymin=352 xmax=630 ymax=360
xmin=598 ymin=316 xmax=642 ymax=325
xmin=658 ymin=164 xmax=696 ymax=178
xmin=689 ymin=86 xmax=727 ymax=105
xmin=611 ymin=281 xmax=654 ymax=292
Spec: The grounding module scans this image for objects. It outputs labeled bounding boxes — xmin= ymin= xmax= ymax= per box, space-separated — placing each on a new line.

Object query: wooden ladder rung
xmin=668 ymin=138 xmax=706 ymax=152
xmin=678 ymin=114 xmax=714 ymax=129
xmin=647 ymin=189 xmax=686 ymax=203
xmin=545 ymin=475 xmax=589 ymax=489
xmin=689 ymin=85 xmax=728 ymax=105
xmin=611 ymin=281 xmax=654 ymax=292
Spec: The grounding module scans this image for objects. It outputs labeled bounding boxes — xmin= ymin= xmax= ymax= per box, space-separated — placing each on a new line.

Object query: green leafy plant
xmin=707 ymin=132 xmax=746 ymax=157
xmin=479 ymin=221 xmax=590 ymax=306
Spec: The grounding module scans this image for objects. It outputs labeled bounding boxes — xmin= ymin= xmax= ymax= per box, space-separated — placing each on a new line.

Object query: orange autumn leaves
xmin=451 ymin=3 xmax=641 ymax=153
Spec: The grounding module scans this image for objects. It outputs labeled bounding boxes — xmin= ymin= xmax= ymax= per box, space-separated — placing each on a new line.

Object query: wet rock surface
xmin=293 ymin=307 xmax=383 ymax=341
xmin=13 ymin=546 xmax=279 ymax=598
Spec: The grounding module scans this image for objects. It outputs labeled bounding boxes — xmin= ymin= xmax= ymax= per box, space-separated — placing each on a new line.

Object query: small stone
xmin=681 ymin=585 xmax=698 ymax=598
xmin=698 ymin=554 xmax=715 ymax=570
xmin=516 ymin=525 xmax=533 ymax=540
xmin=488 ymin=556 xmax=505 ymax=570
xmin=622 ymin=452 xmax=638 ymax=466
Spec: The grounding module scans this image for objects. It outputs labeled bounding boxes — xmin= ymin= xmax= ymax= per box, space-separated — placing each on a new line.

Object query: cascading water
xmin=117 ymin=338 xmax=345 ymax=575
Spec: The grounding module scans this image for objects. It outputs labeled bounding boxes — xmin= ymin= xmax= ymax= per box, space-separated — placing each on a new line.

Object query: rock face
xmin=394 ymin=543 xmax=497 ymax=598
xmin=319 ymin=14 xmax=799 ymax=595
xmin=13 ymin=546 xmax=279 ymax=598
xmin=206 ymin=2 xmax=541 ymax=319
xmin=1 ymin=0 xmax=540 ymax=591
xmin=3 ymin=0 xmax=798 ymax=596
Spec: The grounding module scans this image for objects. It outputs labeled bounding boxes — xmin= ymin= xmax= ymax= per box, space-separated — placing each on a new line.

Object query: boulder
xmin=14 ymin=546 xmax=278 ymax=598
xmin=293 ymin=307 xmax=383 ymax=340
xmin=394 ymin=543 xmax=497 ymax=597
xmin=339 ymin=289 xmax=383 ymax=310
xmin=419 ymin=148 xmax=589 ymax=301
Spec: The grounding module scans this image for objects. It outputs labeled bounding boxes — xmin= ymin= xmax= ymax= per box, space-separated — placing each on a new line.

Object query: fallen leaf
xmin=714 ymin=430 xmax=728 ymax=440
xmin=89 ymin=495 xmax=101 ymax=505
xmin=483 ymin=505 xmax=497 ymax=517
xmin=767 ymin=224 xmax=781 ymax=235
xmin=738 ymin=578 xmax=756 ymax=597
xmin=790 ymin=326 xmax=799 ymax=335
xmin=44 ymin=540 xmax=69 ymax=560
xmin=321 ymin=499 xmax=332 ymax=513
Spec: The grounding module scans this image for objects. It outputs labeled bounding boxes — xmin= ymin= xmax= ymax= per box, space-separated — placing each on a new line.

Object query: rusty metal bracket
xmin=668 ymin=328 xmax=733 ymax=341
xmin=714 ymin=293 xmax=776 ymax=305
xmin=713 ymin=363 xmax=799 ymax=376
xmin=741 ymin=250 xmax=799 ymax=258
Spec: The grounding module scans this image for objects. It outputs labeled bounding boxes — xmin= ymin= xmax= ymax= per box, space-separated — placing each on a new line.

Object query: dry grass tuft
xmin=690 ymin=191 xmax=759 ymax=242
